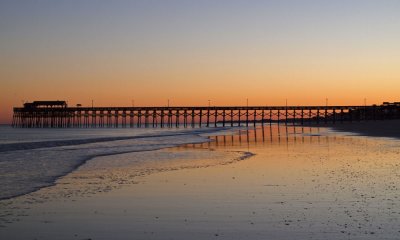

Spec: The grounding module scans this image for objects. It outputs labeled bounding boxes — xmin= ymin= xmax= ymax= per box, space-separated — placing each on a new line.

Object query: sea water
xmin=0 ymin=125 xmax=233 ymax=200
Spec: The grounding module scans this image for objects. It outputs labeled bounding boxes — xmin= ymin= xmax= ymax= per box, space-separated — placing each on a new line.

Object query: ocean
xmin=0 ymin=125 xmax=234 ymax=200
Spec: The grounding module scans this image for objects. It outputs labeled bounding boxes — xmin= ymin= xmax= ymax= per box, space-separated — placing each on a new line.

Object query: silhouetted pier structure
xmin=12 ymin=101 xmax=400 ymax=128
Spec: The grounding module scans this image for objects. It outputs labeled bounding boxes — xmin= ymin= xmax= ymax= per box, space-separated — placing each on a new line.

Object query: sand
xmin=1 ymin=125 xmax=400 ymax=239
xmin=319 ymin=119 xmax=400 ymax=139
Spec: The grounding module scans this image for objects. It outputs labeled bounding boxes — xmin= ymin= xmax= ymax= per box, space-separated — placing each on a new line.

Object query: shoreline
xmin=1 ymin=120 xmax=398 ymax=202
xmin=0 ymin=127 xmax=233 ymax=201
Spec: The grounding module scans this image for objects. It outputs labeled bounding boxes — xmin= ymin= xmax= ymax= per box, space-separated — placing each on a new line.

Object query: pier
xmin=12 ymin=101 xmax=400 ymax=128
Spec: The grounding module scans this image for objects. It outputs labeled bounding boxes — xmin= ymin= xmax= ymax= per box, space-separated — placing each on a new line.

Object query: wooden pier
xmin=12 ymin=101 xmax=400 ymax=128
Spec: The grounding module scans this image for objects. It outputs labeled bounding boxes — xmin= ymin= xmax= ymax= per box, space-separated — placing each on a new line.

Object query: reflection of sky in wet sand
xmin=2 ymin=125 xmax=400 ymax=239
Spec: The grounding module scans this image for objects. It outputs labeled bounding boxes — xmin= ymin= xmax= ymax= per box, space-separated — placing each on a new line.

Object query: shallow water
xmin=1 ymin=125 xmax=400 ymax=239
xmin=0 ymin=125 xmax=234 ymax=200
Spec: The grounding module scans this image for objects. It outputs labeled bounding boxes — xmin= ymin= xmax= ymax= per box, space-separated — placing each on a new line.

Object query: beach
xmin=2 ymin=0 xmax=400 ymax=239
xmin=1 ymin=123 xmax=400 ymax=239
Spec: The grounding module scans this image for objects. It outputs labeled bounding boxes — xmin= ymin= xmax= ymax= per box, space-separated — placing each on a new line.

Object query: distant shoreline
xmin=315 ymin=119 xmax=400 ymax=140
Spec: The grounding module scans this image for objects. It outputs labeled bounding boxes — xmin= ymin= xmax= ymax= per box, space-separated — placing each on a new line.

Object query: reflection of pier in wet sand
xmin=178 ymin=125 xmax=348 ymax=150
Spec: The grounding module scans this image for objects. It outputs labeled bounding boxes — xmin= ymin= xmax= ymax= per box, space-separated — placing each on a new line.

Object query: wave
xmin=0 ymin=128 xmax=227 ymax=153
xmin=0 ymin=127 xmax=233 ymax=200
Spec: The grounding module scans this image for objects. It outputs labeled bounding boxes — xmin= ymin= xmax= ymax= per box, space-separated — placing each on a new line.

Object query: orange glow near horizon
xmin=2 ymin=49 xmax=400 ymax=123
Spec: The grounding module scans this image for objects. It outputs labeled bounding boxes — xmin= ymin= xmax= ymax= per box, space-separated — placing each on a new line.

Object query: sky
xmin=1 ymin=0 xmax=400 ymax=123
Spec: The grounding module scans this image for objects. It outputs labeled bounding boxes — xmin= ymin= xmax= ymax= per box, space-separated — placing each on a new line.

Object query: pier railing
xmin=12 ymin=105 xmax=400 ymax=128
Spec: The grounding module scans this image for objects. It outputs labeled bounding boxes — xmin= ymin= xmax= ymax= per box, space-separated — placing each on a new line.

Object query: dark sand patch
xmin=316 ymin=119 xmax=400 ymax=139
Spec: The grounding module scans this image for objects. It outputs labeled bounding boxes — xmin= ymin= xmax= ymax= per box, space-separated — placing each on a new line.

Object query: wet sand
xmin=2 ymin=125 xmax=400 ymax=239
xmin=321 ymin=119 xmax=400 ymax=139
